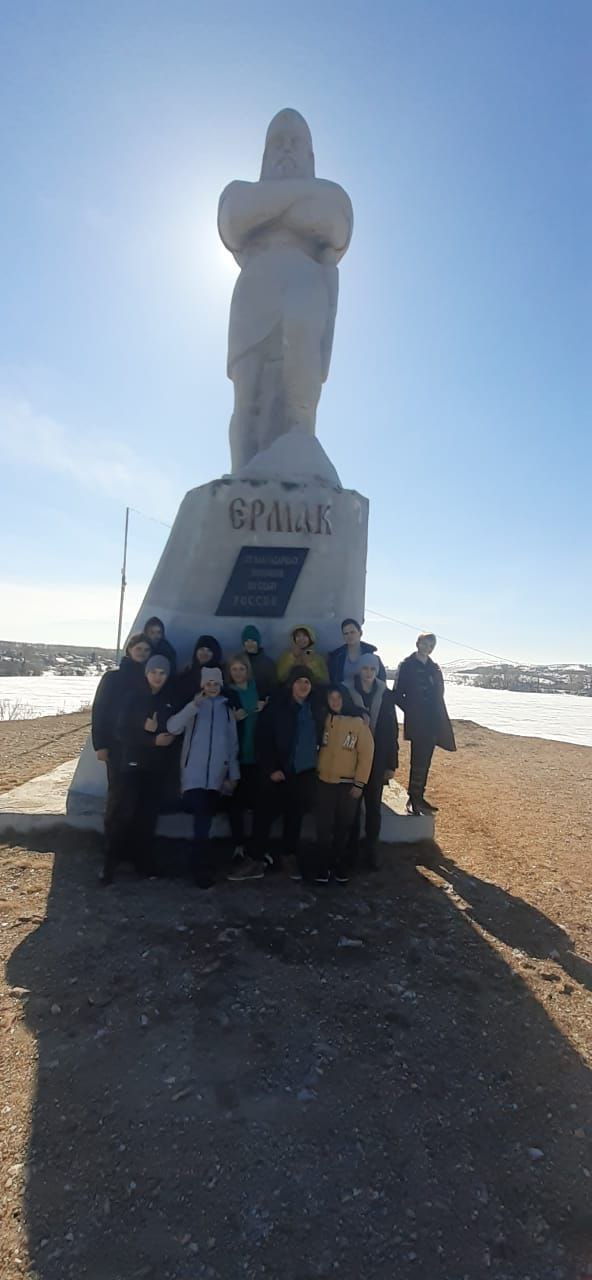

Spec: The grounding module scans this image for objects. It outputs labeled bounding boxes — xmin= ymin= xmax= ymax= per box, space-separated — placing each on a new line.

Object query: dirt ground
xmin=0 ymin=720 xmax=591 ymax=1280
xmin=0 ymin=712 xmax=90 ymax=792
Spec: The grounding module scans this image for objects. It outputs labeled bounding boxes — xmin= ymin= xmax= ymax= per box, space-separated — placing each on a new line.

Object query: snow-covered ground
xmin=1 ymin=673 xmax=592 ymax=747
xmin=443 ymin=683 xmax=592 ymax=747
xmin=0 ymin=674 xmax=101 ymax=720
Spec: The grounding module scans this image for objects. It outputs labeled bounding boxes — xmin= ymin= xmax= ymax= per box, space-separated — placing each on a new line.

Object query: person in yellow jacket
xmin=315 ymin=684 xmax=374 ymax=884
xmin=276 ymin=624 xmax=329 ymax=685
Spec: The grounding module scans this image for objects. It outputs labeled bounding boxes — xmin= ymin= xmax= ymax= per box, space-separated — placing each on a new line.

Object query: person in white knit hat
xmin=167 ymin=667 xmax=239 ymax=887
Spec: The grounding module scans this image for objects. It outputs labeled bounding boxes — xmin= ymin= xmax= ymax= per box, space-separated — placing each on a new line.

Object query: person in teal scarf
xmin=227 ymin=653 xmax=266 ymax=857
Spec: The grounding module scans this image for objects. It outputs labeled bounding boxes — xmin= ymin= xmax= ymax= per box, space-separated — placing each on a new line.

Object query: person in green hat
xmin=240 ymin=625 xmax=278 ymax=701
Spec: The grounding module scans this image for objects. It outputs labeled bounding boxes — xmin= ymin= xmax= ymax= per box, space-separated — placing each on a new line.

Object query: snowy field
xmin=444 ymin=683 xmax=592 ymax=747
xmin=1 ymin=673 xmax=591 ymax=747
xmin=0 ymin=674 xmax=101 ymax=720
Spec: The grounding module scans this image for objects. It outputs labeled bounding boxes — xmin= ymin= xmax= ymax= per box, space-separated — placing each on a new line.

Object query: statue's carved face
xmin=260 ymin=110 xmax=314 ymax=180
xmin=266 ymin=125 xmax=308 ymax=177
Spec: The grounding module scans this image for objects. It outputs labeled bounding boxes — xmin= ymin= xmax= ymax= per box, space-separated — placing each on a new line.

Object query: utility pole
xmin=115 ymin=506 xmax=130 ymax=663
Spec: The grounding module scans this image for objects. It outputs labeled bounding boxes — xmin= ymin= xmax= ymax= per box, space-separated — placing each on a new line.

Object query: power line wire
xmin=365 ymin=606 xmax=524 ymax=667
xmin=128 ymin=507 xmax=173 ymax=531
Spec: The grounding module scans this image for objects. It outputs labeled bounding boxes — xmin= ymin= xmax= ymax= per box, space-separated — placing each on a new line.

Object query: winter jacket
xmin=116 ymin=686 xmax=175 ymax=773
xmin=276 ymin=625 xmax=329 ymax=685
xmin=350 ymin=679 xmax=399 ymax=776
xmin=328 ymin=641 xmax=386 ymax=684
xmin=244 ymin=647 xmax=277 ymax=701
xmin=172 ymin=635 xmax=224 ymax=707
xmin=228 ymin=680 xmax=259 ymax=765
xmin=318 ymin=713 xmax=374 ymax=787
xmin=255 ymin=687 xmax=324 ymax=778
xmin=167 ymin=695 xmax=240 ymax=793
xmin=394 ymin=654 xmax=456 ymax=751
xmin=91 ymin=657 xmax=147 ymax=756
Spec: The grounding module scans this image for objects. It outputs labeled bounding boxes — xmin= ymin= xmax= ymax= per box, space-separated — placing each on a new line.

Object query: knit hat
xmin=193 ymin=635 xmax=223 ymax=666
xmin=241 ymin=624 xmax=261 ymax=646
xmin=144 ymin=615 xmax=165 ymax=632
xmin=357 ymin=653 xmax=380 ymax=674
xmin=145 ymin=654 xmax=170 ymax=677
xmin=201 ymin=666 xmax=223 ymax=688
xmin=288 ymin=665 xmax=313 ymax=689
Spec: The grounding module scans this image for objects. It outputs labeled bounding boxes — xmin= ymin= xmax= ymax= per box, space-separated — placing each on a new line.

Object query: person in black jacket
xmin=349 ymin=654 xmax=399 ymax=868
xmin=328 ymin=618 xmax=386 ymax=685
xmin=101 ymin=655 xmax=175 ymax=884
xmin=92 ymin=632 xmax=152 ymax=780
xmin=394 ymin=633 xmax=456 ymax=816
xmin=143 ymin=615 xmax=178 ymax=677
xmin=172 ymin=634 xmax=224 ymax=707
xmin=228 ymin=667 xmax=322 ymax=883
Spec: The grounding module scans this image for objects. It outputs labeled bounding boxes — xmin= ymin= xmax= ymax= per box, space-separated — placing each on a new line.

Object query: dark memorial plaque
xmin=216 ymin=546 xmax=309 ymax=618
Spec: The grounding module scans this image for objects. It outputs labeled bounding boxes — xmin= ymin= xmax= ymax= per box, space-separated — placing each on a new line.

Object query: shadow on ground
xmin=6 ymin=830 xmax=592 ymax=1280
xmin=430 ymin=849 xmax=592 ymax=994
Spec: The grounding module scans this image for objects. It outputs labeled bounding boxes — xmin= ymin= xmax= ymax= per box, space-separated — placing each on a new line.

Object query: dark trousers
xmin=228 ymin=763 xmax=258 ymax=845
xmin=349 ymin=768 xmax=385 ymax=858
xmin=362 ymin=770 xmax=386 ymax=852
xmin=103 ymin=769 xmax=162 ymax=878
xmin=251 ymin=770 xmax=317 ymax=866
xmin=316 ymin=781 xmax=360 ymax=875
xmin=408 ymin=736 xmax=435 ymax=802
xmin=183 ymin=788 xmax=220 ymax=878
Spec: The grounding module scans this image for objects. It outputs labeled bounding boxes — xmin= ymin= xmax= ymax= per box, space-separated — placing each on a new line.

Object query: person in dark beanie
xmin=173 ymin=634 xmax=224 ymax=706
xmin=349 ymin=654 xmax=399 ymax=868
xmin=101 ymin=655 xmax=175 ymax=884
xmin=167 ymin=667 xmax=239 ymax=889
xmin=328 ymin=618 xmax=387 ymax=685
xmin=92 ymin=633 xmax=152 ymax=845
xmin=228 ymin=666 xmax=322 ymax=883
xmin=240 ymin=624 xmax=277 ymax=701
xmin=143 ymin=616 xmax=178 ymax=677
xmin=394 ymin=633 xmax=456 ymax=816
xmin=315 ymin=684 xmax=374 ymax=884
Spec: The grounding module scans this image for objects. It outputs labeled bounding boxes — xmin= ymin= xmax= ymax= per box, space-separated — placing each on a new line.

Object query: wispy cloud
xmin=0 ymin=394 xmax=179 ymax=519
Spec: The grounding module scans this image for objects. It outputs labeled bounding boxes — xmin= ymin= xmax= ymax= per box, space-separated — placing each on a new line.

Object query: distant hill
xmin=442 ymin=661 xmax=592 ymax=697
xmin=0 ymin=640 xmax=116 ymax=678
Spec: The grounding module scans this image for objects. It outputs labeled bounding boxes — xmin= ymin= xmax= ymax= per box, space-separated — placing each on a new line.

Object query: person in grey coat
xmin=167 ymin=667 xmax=239 ymax=887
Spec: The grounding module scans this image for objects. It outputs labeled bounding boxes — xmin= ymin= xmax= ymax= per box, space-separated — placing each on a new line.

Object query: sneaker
xmin=227 ymin=857 xmax=265 ymax=882
xmin=314 ymin=869 xmax=330 ymax=884
xmin=284 ymin=855 xmax=303 ymax=882
xmin=419 ymin=798 xmax=439 ymax=814
xmin=232 ymin=844 xmax=246 ymax=860
xmin=406 ymin=799 xmax=422 ymax=817
xmin=334 ymin=869 xmax=349 ymax=885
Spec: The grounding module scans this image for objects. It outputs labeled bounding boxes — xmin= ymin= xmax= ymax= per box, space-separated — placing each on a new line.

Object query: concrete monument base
xmin=7 ymin=760 xmax=434 ymax=844
xmin=68 ymin=467 xmax=368 ymax=815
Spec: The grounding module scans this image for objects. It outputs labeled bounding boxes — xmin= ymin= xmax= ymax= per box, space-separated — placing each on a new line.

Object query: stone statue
xmin=218 ymin=108 xmax=353 ymax=473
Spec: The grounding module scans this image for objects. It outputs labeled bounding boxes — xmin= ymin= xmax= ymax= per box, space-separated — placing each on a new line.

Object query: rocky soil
xmin=0 ymin=721 xmax=591 ymax=1279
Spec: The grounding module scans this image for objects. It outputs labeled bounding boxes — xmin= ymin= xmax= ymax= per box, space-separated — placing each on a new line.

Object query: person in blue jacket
xmin=328 ymin=618 xmax=386 ymax=685
xmin=167 ymin=667 xmax=239 ymax=888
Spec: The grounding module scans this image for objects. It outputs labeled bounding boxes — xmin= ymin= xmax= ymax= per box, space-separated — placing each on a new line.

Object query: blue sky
xmin=0 ymin=0 xmax=590 ymax=664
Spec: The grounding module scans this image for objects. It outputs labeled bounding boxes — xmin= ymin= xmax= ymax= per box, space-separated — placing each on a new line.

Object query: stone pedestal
xmin=67 ymin=471 xmax=368 ymax=815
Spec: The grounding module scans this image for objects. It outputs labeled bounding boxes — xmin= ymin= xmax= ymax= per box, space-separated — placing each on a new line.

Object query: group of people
xmin=91 ymin=615 xmax=456 ymax=887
